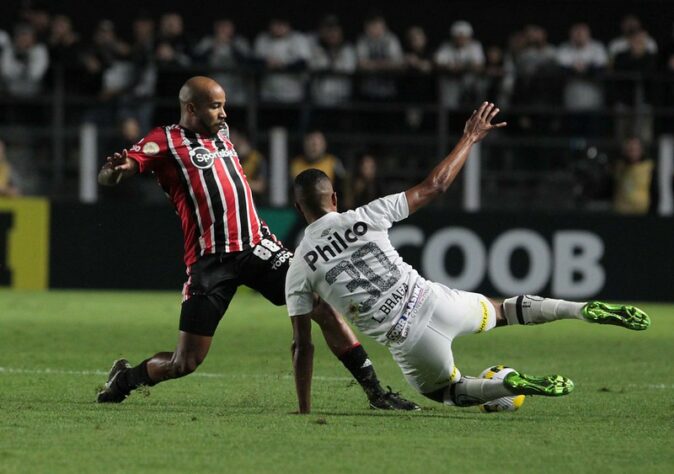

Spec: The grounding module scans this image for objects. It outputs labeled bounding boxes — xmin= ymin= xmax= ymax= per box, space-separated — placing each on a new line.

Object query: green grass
xmin=1 ymin=290 xmax=672 ymax=474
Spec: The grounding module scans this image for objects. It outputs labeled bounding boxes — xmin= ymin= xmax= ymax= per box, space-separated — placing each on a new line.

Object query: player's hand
xmin=463 ymin=102 xmax=507 ymax=143
xmin=105 ymin=149 xmax=134 ymax=172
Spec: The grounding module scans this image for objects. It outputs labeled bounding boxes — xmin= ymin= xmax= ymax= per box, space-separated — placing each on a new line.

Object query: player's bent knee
xmin=180 ymin=295 xmax=223 ymax=336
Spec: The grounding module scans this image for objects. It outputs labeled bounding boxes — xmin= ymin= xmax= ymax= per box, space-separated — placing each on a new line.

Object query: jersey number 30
xmin=325 ymin=242 xmax=401 ymax=314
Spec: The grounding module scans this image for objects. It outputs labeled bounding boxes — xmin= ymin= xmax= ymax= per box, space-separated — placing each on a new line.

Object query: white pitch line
xmin=0 ymin=366 xmax=352 ymax=382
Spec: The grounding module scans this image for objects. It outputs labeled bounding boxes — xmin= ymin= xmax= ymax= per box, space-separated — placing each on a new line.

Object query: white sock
xmin=444 ymin=376 xmax=513 ymax=407
xmin=503 ymin=295 xmax=586 ymax=325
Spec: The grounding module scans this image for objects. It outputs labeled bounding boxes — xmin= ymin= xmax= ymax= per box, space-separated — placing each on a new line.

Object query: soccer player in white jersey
xmin=285 ymin=102 xmax=650 ymax=413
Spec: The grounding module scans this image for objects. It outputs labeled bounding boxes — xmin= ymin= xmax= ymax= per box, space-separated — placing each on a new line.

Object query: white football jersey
xmin=286 ymin=193 xmax=429 ymax=344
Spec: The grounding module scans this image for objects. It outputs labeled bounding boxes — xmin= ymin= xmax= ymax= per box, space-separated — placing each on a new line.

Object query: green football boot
xmin=503 ymin=370 xmax=574 ymax=397
xmin=581 ymin=301 xmax=650 ymax=331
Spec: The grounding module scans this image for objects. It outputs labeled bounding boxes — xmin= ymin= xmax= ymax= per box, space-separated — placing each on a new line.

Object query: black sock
xmin=116 ymin=359 xmax=155 ymax=393
xmin=338 ymin=343 xmax=384 ymax=399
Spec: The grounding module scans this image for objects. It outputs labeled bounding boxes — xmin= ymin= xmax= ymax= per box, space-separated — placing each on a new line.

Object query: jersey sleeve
xmin=126 ymin=127 xmax=169 ymax=173
xmin=354 ymin=192 xmax=409 ymax=230
xmin=285 ymin=257 xmax=315 ymax=317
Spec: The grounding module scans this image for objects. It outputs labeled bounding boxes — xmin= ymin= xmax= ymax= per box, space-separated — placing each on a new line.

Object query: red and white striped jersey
xmin=127 ymin=123 xmax=267 ymax=266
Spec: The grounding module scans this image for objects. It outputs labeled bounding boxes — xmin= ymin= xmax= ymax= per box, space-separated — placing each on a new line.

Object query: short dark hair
xmin=294 ymin=169 xmax=332 ymax=216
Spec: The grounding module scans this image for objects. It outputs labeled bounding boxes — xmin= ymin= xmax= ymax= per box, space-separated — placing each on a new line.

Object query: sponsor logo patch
xmin=189 ymin=147 xmax=217 ymax=169
xmin=142 ymin=142 xmax=160 ymax=155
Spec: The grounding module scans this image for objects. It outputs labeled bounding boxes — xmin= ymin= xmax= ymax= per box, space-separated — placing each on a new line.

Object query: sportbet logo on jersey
xmin=188 ymin=147 xmax=235 ymax=169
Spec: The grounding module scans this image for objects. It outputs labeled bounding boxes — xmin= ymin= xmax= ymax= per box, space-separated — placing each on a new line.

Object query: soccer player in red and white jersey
xmin=95 ymin=76 xmax=417 ymax=411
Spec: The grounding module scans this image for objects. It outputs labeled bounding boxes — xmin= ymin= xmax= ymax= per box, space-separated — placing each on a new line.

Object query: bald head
xmin=179 ymin=76 xmax=225 ymax=106
xmin=294 ymin=169 xmax=336 ymax=221
xmin=178 ymin=76 xmax=227 ymax=136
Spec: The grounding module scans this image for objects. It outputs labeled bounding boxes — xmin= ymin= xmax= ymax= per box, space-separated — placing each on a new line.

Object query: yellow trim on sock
xmin=478 ymin=300 xmax=489 ymax=333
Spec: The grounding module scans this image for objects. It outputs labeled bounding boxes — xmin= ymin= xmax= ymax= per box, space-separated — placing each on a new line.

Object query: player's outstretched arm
xmin=405 ymin=102 xmax=506 ymax=213
xmin=98 ymin=149 xmax=139 ymax=186
xmin=290 ymin=314 xmax=314 ymax=414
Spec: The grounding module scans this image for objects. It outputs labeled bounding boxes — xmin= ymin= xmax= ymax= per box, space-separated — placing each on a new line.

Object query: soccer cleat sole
xmin=96 ymin=358 xmax=131 ymax=403
xmin=504 ymin=371 xmax=574 ymax=397
xmin=582 ymin=301 xmax=651 ymax=331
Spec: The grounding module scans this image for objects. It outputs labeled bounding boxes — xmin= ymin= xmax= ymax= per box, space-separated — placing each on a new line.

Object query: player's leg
xmin=241 ymin=237 xmax=418 ymax=410
xmin=391 ymin=285 xmax=573 ymax=407
xmin=425 ymin=370 xmax=574 ymax=407
xmin=309 ymin=297 xmax=419 ymax=410
xmin=96 ymin=293 xmax=229 ymax=403
xmin=491 ymin=295 xmax=650 ymax=330
xmin=97 ymin=257 xmax=236 ymax=403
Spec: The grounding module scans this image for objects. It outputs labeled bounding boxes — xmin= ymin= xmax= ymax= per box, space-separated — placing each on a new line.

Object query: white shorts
xmin=388 ymin=283 xmax=497 ymax=394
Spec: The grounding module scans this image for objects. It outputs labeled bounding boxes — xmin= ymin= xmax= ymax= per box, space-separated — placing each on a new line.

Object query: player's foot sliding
xmin=446 ymin=368 xmax=572 ymax=406
xmin=369 ymin=386 xmax=421 ymax=411
xmin=581 ymin=301 xmax=651 ymax=331
xmin=339 ymin=343 xmax=419 ymax=411
xmin=96 ymin=357 xmax=155 ymax=403
xmin=96 ymin=359 xmax=132 ymax=403
xmin=502 ymin=295 xmax=650 ymax=330
xmin=502 ymin=370 xmax=574 ymax=397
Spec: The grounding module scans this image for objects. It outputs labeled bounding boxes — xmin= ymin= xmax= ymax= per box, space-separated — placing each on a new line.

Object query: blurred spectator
xmin=194 ymin=19 xmax=251 ymax=105
xmin=47 ymin=14 xmax=81 ymax=85
xmin=348 ymin=153 xmax=382 ymax=208
xmin=155 ymin=40 xmax=191 ymax=68
xmin=512 ymin=25 xmax=558 ymax=106
xmin=155 ymin=13 xmax=192 ymax=105
xmin=0 ymin=140 xmax=21 ymax=197
xmin=434 ymin=20 xmax=485 ymax=108
xmin=608 ymin=15 xmax=657 ymax=63
xmin=404 ymin=26 xmax=433 ymax=74
xmin=356 ymin=14 xmax=404 ymax=100
xmin=19 ymin=4 xmax=51 ymax=42
xmin=131 ymin=16 xmax=155 ymax=58
xmin=81 ymin=20 xmax=131 ymax=100
xmin=613 ymin=136 xmax=654 ymax=214
xmin=254 ymin=17 xmax=311 ymax=103
xmin=481 ymin=45 xmax=509 ymax=104
xmin=154 ymin=38 xmax=191 ymax=101
xmin=230 ymin=129 xmax=268 ymax=205
xmin=308 ymin=15 xmax=357 ymax=106
xmin=128 ymin=16 xmax=157 ymax=85
xmin=0 ymin=24 xmax=49 ymax=97
xmin=401 ymin=25 xmax=434 ymax=128
xmin=499 ymin=29 xmax=526 ymax=111
xmin=119 ymin=16 xmax=157 ymax=129
xmin=0 ymin=29 xmax=10 ymax=93
xmin=612 ymin=30 xmax=658 ymax=142
xmin=557 ymin=23 xmax=608 ymax=111
xmin=120 ymin=116 xmax=142 ymax=143
xmin=613 ymin=31 xmax=658 ymax=97
xmin=290 ymin=131 xmax=346 ymax=202
xmin=158 ymin=13 xmax=193 ymax=60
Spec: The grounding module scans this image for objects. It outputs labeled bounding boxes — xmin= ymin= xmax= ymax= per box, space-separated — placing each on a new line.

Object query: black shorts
xmin=179 ymin=237 xmax=293 ymax=336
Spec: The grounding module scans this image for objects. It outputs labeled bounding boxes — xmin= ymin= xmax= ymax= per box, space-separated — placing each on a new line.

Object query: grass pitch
xmin=1 ymin=290 xmax=672 ymax=473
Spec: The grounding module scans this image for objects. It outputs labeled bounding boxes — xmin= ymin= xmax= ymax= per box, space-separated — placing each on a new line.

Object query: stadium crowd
xmin=2 ymin=9 xmax=673 ymax=114
xmin=0 ymin=5 xmax=671 ymax=213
